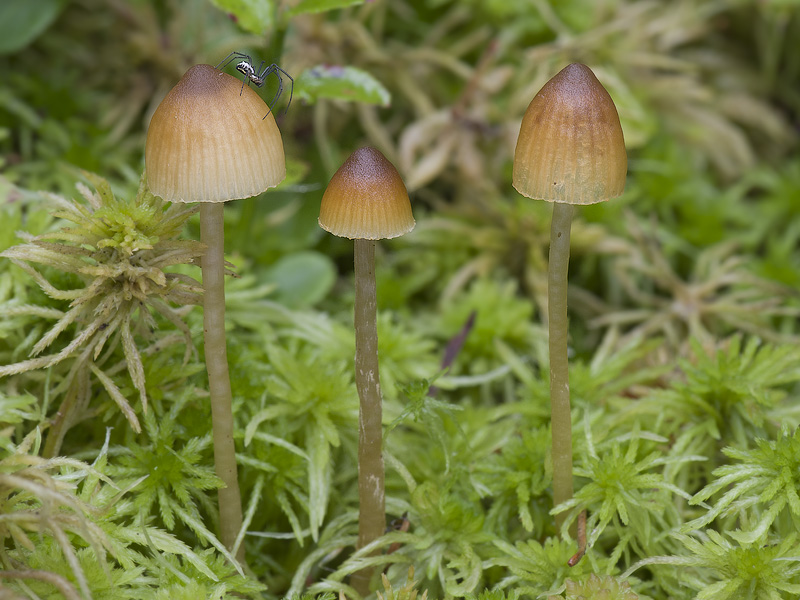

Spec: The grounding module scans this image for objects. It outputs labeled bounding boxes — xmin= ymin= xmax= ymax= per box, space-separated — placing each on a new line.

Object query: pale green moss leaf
xmin=286 ymin=0 xmax=365 ymax=16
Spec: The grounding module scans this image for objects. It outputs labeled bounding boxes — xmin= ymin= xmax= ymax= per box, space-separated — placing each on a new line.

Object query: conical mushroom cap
xmin=319 ymin=147 xmax=415 ymax=240
xmin=145 ymin=64 xmax=285 ymax=203
xmin=513 ymin=63 xmax=627 ymax=205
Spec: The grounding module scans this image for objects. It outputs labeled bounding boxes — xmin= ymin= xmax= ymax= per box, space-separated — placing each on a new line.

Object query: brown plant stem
xmin=549 ymin=202 xmax=575 ymax=534
xmin=200 ymin=203 xmax=245 ymax=564
xmin=352 ymin=238 xmax=385 ymax=596
xmin=568 ymin=510 xmax=587 ymax=566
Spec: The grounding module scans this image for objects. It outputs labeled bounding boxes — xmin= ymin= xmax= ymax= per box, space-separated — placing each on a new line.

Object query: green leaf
xmin=0 ymin=0 xmax=65 ymax=54
xmin=296 ymin=65 xmax=390 ymax=106
xmin=263 ymin=251 xmax=336 ymax=307
xmin=173 ymin=505 xmax=244 ymax=576
xmin=207 ymin=0 xmax=274 ymax=35
xmin=286 ymin=0 xmax=365 ymax=17
xmin=125 ymin=526 xmax=219 ymax=581
xmin=307 ymin=429 xmax=331 ymax=541
xmin=0 ymin=392 xmax=38 ymax=426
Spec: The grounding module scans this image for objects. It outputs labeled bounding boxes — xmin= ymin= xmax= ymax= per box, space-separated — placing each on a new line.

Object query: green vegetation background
xmin=1 ymin=0 xmax=800 ymax=599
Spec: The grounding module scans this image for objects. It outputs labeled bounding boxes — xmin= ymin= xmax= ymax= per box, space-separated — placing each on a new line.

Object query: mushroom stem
xmin=548 ymin=202 xmax=575 ymax=534
xmin=352 ymin=237 xmax=385 ymax=595
xmin=200 ymin=203 xmax=245 ymax=563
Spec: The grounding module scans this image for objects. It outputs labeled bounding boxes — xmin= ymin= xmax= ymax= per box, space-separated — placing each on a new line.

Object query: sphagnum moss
xmin=548 ymin=574 xmax=639 ymax=600
xmin=0 ymin=172 xmax=203 ymax=455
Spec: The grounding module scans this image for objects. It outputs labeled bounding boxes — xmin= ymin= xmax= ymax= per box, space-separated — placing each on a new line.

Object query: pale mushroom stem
xmin=352 ymin=237 xmax=385 ymax=595
xmin=548 ymin=202 xmax=575 ymax=533
xmin=200 ymin=203 xmax=245 ymax=563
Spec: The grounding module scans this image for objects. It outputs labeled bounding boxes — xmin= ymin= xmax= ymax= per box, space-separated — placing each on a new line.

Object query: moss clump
xmin=548 ymin=574 xmax=638 ymax=600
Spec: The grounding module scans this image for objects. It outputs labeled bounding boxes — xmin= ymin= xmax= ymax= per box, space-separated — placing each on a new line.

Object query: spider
xmin=215 ymin=51 xmax=294 ymax=119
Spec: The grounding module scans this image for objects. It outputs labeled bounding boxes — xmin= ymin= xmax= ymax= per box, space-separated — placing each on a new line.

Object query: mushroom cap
xmin=145 ymin=64 xmax=285 ymax=203
xmin=319 ymin=147 xmax=415 ymax=240
xmin=513 ymin=63 xmax=627 ymax=205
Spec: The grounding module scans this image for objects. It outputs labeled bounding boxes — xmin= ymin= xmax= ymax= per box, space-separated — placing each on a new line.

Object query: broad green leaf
xmin=208 ymin=0 xmax=274 ymax=35
xmin=263 ymin=251 xmax=336 ymax=307
xmin=0 ymin=0 xmax=64 ymax=54
xmin=296 ymin=65 xmax=390 ymax=106
xmin=286 ymin=0 xmax=365 ymax=17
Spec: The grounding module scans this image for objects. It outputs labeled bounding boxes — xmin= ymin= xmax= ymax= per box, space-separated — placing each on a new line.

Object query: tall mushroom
xmin=145 ymin=63 xmax=286 ymax=561
xmin=512 ymin=63 xmax=627 ymax=532
xmin=318 ymin=147 xmax=414 ymax=594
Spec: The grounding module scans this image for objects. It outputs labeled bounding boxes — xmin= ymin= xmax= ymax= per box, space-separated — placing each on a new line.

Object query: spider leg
xmin=259 ymin=64 xmax=294 ymax=118
xmin=214 ymin=52 xmax=237 ymax=71
xmin=273 ymin=65 xmax=294 ymax=114
xmin=267 ymin=67 xmax=284 ymax=118
xmin=215 ymin=51 xmax=249 ymax=71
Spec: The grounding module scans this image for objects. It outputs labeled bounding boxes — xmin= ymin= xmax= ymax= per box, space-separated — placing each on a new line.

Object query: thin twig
xmin=568 ymin=510 xmax=587 ymax=566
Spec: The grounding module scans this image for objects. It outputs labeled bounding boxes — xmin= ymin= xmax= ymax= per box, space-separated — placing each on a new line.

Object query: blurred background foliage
xmin=1 ymin=0 xmax=800 ymax=598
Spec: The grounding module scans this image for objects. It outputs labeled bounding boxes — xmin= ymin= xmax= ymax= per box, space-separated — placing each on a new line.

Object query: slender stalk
xmin=548 ymin=202 xmax=574 ymax=534
xmin=352 ymin=238 xmax=385 ymax=596
xmin=200 ymin=203 xmax=245 ymax=564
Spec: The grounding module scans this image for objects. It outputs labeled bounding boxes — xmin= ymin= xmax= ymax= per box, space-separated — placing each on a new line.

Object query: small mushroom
xmin=318 ymin=147 xmax=414 ymax=594
xmin=145 ymin=63 xmax=286 ymax=561
xmin=512 ymin=63 xmax=627 ymax=533
xmin=146 ymin=64 xmax=285 ymax=202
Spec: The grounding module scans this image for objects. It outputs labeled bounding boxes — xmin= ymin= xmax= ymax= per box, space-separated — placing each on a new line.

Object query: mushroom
xmin=512 ymin=63 xmax=627 ymax=532
xmin=145 ymin=63 xmax=286 ymax=561
xmin=318 ymin=147 xmax=414 ymax=594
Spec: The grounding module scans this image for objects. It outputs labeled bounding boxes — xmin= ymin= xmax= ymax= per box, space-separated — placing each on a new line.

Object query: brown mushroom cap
xmin=319 ymin=147 xmax=415 ymax=240
xmin=145 ymin=64 xmax=285 ymax=203
xmin=513 ymin=63 xmax=627 ymax=205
